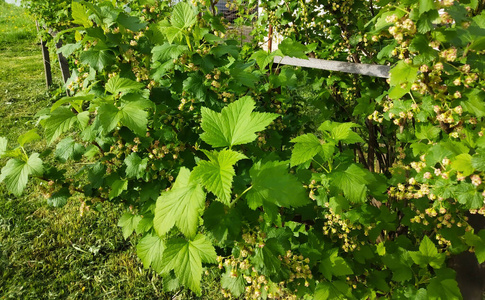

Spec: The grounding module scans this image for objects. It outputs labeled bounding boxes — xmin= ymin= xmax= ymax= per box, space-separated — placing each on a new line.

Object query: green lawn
xmin=0 ymin=3 xmax=221 ymax=299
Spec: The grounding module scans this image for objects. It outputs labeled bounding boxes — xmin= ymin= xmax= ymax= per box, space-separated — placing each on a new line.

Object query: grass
xmin=0 ymin=2 xmax=222 ymax=299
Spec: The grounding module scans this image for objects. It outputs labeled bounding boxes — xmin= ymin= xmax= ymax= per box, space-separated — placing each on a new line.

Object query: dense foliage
xmin=3 ymin=0 xmax=485 ymax=298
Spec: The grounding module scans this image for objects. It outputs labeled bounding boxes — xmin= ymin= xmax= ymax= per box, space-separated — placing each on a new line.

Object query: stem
xmin=230 ymin=185 xmax=253 ymax=207
xmin=312 ymin=159 xmax=329 ymax=173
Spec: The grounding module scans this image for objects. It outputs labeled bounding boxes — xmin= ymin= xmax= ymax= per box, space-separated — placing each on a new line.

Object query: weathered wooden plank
xmin=274 ymin=56 xmax=390 ymax=78
xmin=36 ymin=20 xmax=52 ymax=88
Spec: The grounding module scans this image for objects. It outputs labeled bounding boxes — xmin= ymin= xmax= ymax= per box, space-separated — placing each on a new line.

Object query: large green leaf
xmin=152 ymin=43 xmax=188 ymax=62
xmin=200 ymin=96 xmax=278 ymax=148
xmin=98 ymin=96 xmax=151 ymax=136
xmin=124 ymin=152 xmax=148 ymax=179
xmin=45 ymin=107 xmax=86 ymax=144
xmin=278 ymin=38 xmax=308 ymax=59
xmin=191 ymin=149 xmax=247 ymax=204
xmin=290 ymin=133 xmax=327 ymax=167
xmin=0 ymin=153 xmax=43 ymax=196
xmin=409 ymin=236 xmax=445 ymax=269
xmin=80 ymin=48 xmax=114 ymax=72
xmin=314 ymin=281 xmax=353 ymax=300
xmin=171 ymin=2 xmax=197 ymax=29
xmin=154 ymin=168 xmax=205 ymax=238
xmin=109 ymin=179 xmax=128 ymax=199
xmin=455 ymin=182 xmax=483 ymax=209
xmin=251 ymin=238 xmax=287 ymax=279
xmin=160 ymin=234 xmax=216 ymax=295
xmin=117 ymin=12 xmax=147 ymax=32
xmin=137 ymin=232 xmax=166 ymax=272
xmin=464 ymin=230 xmax=485 ymax=264
xmin=246 ymin=160 xmax=309 ymax=209
xmin=319 ymin=248 xmax=353 ymax=280
xmin=118 ymin=212 xmax=142 ymax=239
xmin=105 ymin=75 xmax=145 ymax=95
xmin=71 ymin=1 xmax=92 ymax=27
xmin=17 ymin=129 xmax=40 ymax=147
xmin=329 ymin=164 xmax=370 ymax=203
xmin=451 ymin=153 xmax=474 ymax=176
xmin=55 ymin=137 xmax=85 ymax=162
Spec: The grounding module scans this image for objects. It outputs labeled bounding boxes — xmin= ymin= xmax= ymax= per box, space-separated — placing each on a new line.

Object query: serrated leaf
xmin=329 ymin=164 xmax=369 ymax=203
xmin=154 ymin=168 xmax=205 ymax=238
xmin=461 ymin=89 xmax=485 ymax=117
xmin=464 ymin=230 xmax=485 ymax=264
xmin=191 ymin=149 xmax=246 ymax=204
xmin=221 ymin=271 xmax=246 ymax=297
xmin=0 ymin=153 xmax=43 ymax=196
xmin=98 ymin=103 xmax=121 ymax=134
xmin=419 ymin=0 xmax=435 ymax=16
xmin=290 ymin=133 xmax=325 ymax=167
xmin=319 ymin=248 xmax=353 ymax=280
xmin=172 ymin=2 xmax=197 ymax=29
xmin=137 ymin=232 xmax=165 ymax=272
xmin=390 ymin=60 xmax=418 ymax=87
xmin=427 ymin=277 xmax=462 ymax=300
xmin=203 ymin=202 xmax=241 ymax=243
xmin=98 ymin=97 xmax=151 ymax=136
xmin=278 ymin=38 xmax=308 ymax=59
xmin=409 ymin=236 xmax=445 ymax=269
xmin=105 ymin=75 xmax=145 ymax=95
xmin=250 ymin=49 xmax=283 ymax=70
xmin=200 ymin=96 xmax=278 ymax=148
xmin=71 ymin=1 xmax=92 ymax=27
xmin=451 ymin=153 xmax=474 ymax=176
xmin=471 ymin=153 xmax=485 ymax=171
xmin=455 ymin=182 xmax=483 ymax=209
xmin=415 ymin=123 xmax=440 ymax=140
xmin=314 ymin=281 xmax=353 ymax=300
xmin=17 ymin=129 xmax=40 ymax=147
xmin=152 ymin=43 xmax=188 ymax=62
xmin=251 ymin=238 xmax=286 ymax=279
xmin=55 ymin=137 xmax=85 ymax=162
xmin=117 ymin=12 xmax=147 ymax=32
xmin=246 ymin=160 xmax=309 ymax=209
xmin=160 ymin=234 xmax=216 ymax=295
xmin=45 ymin=107 xmax=83 ymax=144
xmin=118 ymin=212 xmax=142 ymax=239
xmin=109 ymin=179 xmax=128 ymax=199
xmin=80 ymin=48 xmax=114 ymax=72
xmin=47 ymin=187 xmax=70 ymax=208
xmin=330 ymin=122 xmax=364 ymax=144
xmin=124 ymin=152 xmax=148 ymax=179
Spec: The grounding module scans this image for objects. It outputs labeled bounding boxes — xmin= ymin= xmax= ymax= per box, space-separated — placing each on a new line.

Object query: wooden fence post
xmin=36 ymin=20 xmax=52 ymax=89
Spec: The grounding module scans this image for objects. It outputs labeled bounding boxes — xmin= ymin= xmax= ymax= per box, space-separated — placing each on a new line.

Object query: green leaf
xmin=278 ymin=38 xmax=308 ymax=59
xmin=200 ymin=96 xmax=278 ymax=148
xmin=461 ymin=89 xmax=485 ymax=117
xmin=154 ymin=168 xmax=206 ymax=238
xmin=329 ymin=164 xmax=369 ymax=203
xmin=464 ymin=230 xmax=485 ymax=264
xmin=246 ymin=160 xmax=309 ymax=209
xmin=290 ymin=133 xmax=327 ymax=167
xmin=427 ymin=277 xmax=462 ymax=300
xmin=160 ymin=234 xmax=216 ymax=295
xmin=221 ymin=270 xmax=246 ymax=297
xmin=314 ymin=281 xmax=353 ymax=300
xmin=0 ymin=153 xmax=43 ymax=196
xmin=109 ymin=179 xmax=128 ymax=199
xmin=250 ymin=50 xmax=282 ymax=70
xmin=171 ymin=2 xmax=197 ymax=29
xmin=98 ymin=103 xmax=121 ymax=134
xmin=45 ymin=107 xmax=84 ymax=144
xmin=330 ymin=122 xmax=364 ymax=144
xmin=471 ymin=153 xmax=485 ymax=171
xmin=203 ymin=202 xmax=241 ymax=243
xmin=137 ymin=232 xmax=165 ymax=272
xmin=118 ymin=212 xmax=142 ymax=239
xmin=409 ymin=236 xmax=445 ymax=269
xmin=455 ymin=182 xmax=483 ymax=209
xmin=105 ymin=75 xmax=145 ymax=95
xmin=55 ymin=137 xmax=85 ymax=162
xmin=451 ymin=153 xmax=474 ymax=176
xmin=419 ymin=0 xmax=435 ymax=16
xmin=251 ymin=238 xmax=286 ymax=279
xmin=47 ymin=187 xmax=70 ymax=208
xmin=152 ymin=43 xmax=188 ymax=62
xmin=71 ymin=1 xmax=92 ymax=27
xmin=80 ymin=48 xmax=114 ymax=72
xmin=17 ymin=129 xmax=40 ymax=147
xmin=117 ymin=12 xmax=147 ymax=32
xmin=390 ymin=60 xmax=418 ymax=87
xmin=319 ymin=248 xmax=353 ymax=280
xmin=98 ymin=97 xmax=151 ymax=136
xmin=191 ymin=149 xmax=247 ymax=204
xmin=381 ymin=248 xmax=413 ymax=282
xmin=415 ymin=123 xmax=440 ymax=141
xmin=124 ymin=153 xmax=148 ymax=179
